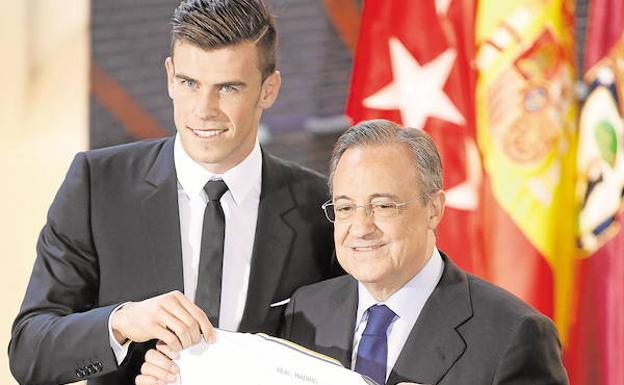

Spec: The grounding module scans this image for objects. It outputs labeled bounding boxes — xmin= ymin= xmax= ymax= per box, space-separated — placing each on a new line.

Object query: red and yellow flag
xmin=475 ymin=0 xmax=578 ymax=340
xmin=347 ymin=1 xmax=623 ymax=381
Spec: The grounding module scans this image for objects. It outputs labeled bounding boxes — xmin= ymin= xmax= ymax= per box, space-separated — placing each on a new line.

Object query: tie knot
xmin=204 ymin=180 xmax=229 ymax=201
xmin=363 ymin=304 xmax=396 ymax=336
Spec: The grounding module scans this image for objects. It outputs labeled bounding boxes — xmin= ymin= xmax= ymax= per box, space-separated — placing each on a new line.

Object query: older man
xmin=139 ymin=119 xmax=568 ymax=385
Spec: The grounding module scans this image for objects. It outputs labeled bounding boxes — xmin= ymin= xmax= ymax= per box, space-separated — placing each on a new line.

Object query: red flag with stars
xmin=346 ymin=0 xmax=481 ymax=273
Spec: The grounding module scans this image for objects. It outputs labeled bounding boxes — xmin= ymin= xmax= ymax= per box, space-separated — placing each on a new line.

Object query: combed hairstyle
xmin=170 ymin=0 xmax=277 ymax=80
xmin=328 ymin=119 xmax=443 ymax=200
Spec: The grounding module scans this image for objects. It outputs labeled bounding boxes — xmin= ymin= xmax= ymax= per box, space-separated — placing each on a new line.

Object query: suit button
xmin=95 ymin=361 xmax=103 ymax=371
xmin=87 ymin=365 xmax=96 ymax=375
xmin=75 ymin=369 xmax=83 ymax=378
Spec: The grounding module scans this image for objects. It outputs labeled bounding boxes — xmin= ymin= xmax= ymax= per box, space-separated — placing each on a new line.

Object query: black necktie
xmin=195 ymin=179 xmax=229 ymax=326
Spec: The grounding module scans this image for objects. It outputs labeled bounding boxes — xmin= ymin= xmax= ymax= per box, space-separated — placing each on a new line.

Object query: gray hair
xmin=328 ymin=119 xmax=443 ymax=198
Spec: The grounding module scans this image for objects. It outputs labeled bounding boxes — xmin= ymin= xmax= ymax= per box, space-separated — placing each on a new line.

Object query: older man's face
xmin=331 ymin=143 xmax=444 ymax=300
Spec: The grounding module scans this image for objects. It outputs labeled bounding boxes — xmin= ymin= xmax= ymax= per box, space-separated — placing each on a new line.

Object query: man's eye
xmin=220 ymin=84 xmax=237 ymax=94
xmin=373 ymin=202 xmax=396 ymax=211
xmin=335 ymin=205 xmax=355 ymax=213
xmin=180 ymin=79 xmax=197 ymax=88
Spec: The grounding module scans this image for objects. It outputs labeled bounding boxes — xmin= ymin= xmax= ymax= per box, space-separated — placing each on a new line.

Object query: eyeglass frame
xmin=320 ymin=191 xmax=437 ymax=223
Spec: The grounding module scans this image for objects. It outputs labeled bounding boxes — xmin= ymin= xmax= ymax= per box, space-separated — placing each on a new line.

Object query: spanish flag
xmin=475 ymin=0 xmax=578 ymax=342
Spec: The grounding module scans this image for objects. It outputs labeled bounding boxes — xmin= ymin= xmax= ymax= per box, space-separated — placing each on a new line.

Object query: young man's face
xmin=165 ymin=40 xmax=280 ymax=173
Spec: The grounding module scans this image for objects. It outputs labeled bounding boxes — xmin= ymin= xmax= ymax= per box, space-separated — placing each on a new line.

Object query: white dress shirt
xmin=351 ymin=247 xmax=444 ymax=381
xmin=109 ymin=135 xmax=262 ymax=364
xmin=174 ymin=134 xmax=261 ymax=329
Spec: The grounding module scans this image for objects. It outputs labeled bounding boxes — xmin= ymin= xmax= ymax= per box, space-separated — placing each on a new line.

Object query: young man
xmin=140 ymin=120 xmax=568 ymax=385
xmin=8 ymin=1 xmax=337 ymax=384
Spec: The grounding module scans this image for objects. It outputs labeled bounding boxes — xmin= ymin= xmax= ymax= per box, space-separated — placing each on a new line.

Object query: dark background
xmin=90 ymin=0 xmax=357 ymax=174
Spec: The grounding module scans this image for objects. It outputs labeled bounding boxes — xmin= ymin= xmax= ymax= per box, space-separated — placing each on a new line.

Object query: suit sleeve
xmin=8 ymin=153 xmax=121 ymax=385
xmin=492 ymin=313 xmax=569 ymax=385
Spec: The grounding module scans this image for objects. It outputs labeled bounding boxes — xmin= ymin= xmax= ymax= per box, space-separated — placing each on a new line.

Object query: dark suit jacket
xmin=9 ymin=137 xmax=338 ymax=385
xmin=281 ymin=253 xmax=569 ymax=385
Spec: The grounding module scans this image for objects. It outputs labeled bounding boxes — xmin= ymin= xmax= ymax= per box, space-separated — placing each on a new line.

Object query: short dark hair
xmin=329 ymin=119 xmax=443 ymax=199
xmin=170 ymin=0 xmax=277 ymax=80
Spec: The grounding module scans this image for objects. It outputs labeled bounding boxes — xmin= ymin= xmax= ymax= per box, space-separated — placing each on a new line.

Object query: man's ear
xmin=164 ymin=57 xmax=175 ymax=99
xmin=258 ymin=70 xmax=281 ymax=109
xmin=427 ymin=190 xmax=446 ymax=230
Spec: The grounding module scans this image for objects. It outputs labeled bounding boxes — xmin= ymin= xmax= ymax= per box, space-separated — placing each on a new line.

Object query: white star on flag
xmin=445 ymin=137 xmax=481 ymax=210
xmin=435 ymin=0 xmax=453 ymax=15
xmin=363 ymin=37 xmax=465 ymax=130
xmin=362 ymin=36 xmax=477 ymax=210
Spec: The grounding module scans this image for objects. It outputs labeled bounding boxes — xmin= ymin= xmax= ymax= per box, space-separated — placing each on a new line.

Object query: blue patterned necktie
xmin=355 ymin=304 xmax=397 ymax=385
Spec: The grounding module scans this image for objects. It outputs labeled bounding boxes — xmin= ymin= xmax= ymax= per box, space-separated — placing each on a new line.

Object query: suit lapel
xmin=141 ymin=137 xmax=184 ymax=294
xmin=316 ymin=276 xmax=359 ymax=367
xmin=239 ymin=152 xmax=296 ymax=331
xmin=387 ymin=255 xmax=472 ymax=385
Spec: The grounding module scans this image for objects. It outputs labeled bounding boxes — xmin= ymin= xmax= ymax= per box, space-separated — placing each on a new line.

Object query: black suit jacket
xmin=281 ymin=253 xmax=569 ymax=385
xmin=9 ymin=137 xmax=338 ymax=385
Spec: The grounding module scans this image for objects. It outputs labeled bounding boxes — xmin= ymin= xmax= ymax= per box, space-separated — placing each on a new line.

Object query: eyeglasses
xmin=321 ymin=193 xmax=433 ymax=223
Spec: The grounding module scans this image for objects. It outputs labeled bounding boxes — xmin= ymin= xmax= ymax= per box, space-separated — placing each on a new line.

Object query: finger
xmin=162 ymin=294 xmax=202 ymax=345
xmin=173 ymin=296 xmax=215 ymax=343
xmin=135 ymin=373 xmax=166 ymax=385
xmin=145 ymin=348 xmax=179 ymax=374
xmin=198 ymin=311 xmax=215 ymax=343
xmin=140 ymin=362 xmax=178 ymax=384
xmin=158 ymin=310 xmax=194 ymax=349
xmin=156 ymin=340 xmax=180 ymax=360
xmin=155 ymin=327 xmax=183 ymax=352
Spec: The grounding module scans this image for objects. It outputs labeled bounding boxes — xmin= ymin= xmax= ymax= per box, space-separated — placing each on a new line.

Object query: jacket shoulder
xmin=264 ymin=152 xmax=327 ymax=183
xmin=292 ymin=275 xmax=353 ymax=303
xmin=77 ymin=137 xmax=172 ymax=178
xmin=463 ymin=275 xmax=566 ymax=384
xmin=85 ymin=137 xmax=171 ymax=162
xmin=466 ymin=273 xmax=546 ymax=320
xmin=262 ymin=151 xmax=330 ymax=201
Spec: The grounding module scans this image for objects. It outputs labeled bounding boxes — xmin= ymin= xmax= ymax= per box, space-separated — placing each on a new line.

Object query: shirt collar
xmin=356 ymin=247 xmax=445 ymax=327
xmin=174 ymin=134 xmax=262 ymax=205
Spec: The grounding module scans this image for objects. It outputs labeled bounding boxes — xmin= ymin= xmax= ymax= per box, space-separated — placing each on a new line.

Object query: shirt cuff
xmin=108 ymin=302 xmax=132 ymax=366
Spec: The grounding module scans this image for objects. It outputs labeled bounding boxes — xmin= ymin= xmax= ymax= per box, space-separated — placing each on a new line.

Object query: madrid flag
xmin=346 ymin=0 xmax=482 ymax=274
xmin=475 ymin=0 xmax=578 ymax=338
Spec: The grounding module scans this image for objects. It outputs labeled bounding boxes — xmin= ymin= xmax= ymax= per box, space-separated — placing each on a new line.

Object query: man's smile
xmin=188 ymin=127 xmax=228 ymax=139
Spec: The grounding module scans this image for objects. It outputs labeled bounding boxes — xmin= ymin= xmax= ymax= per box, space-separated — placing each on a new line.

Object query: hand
xmin=136 ymin=342 xmax=179 ymax=385
xmin=111 ymin=290 xmax=214 ymax=352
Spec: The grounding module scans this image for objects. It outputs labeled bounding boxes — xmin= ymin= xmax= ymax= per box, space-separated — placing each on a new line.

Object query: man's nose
xmin=194 ymin=90 xmax=221 ymax=119
xmin=348 ymin=206 xmax=377 ymax=237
